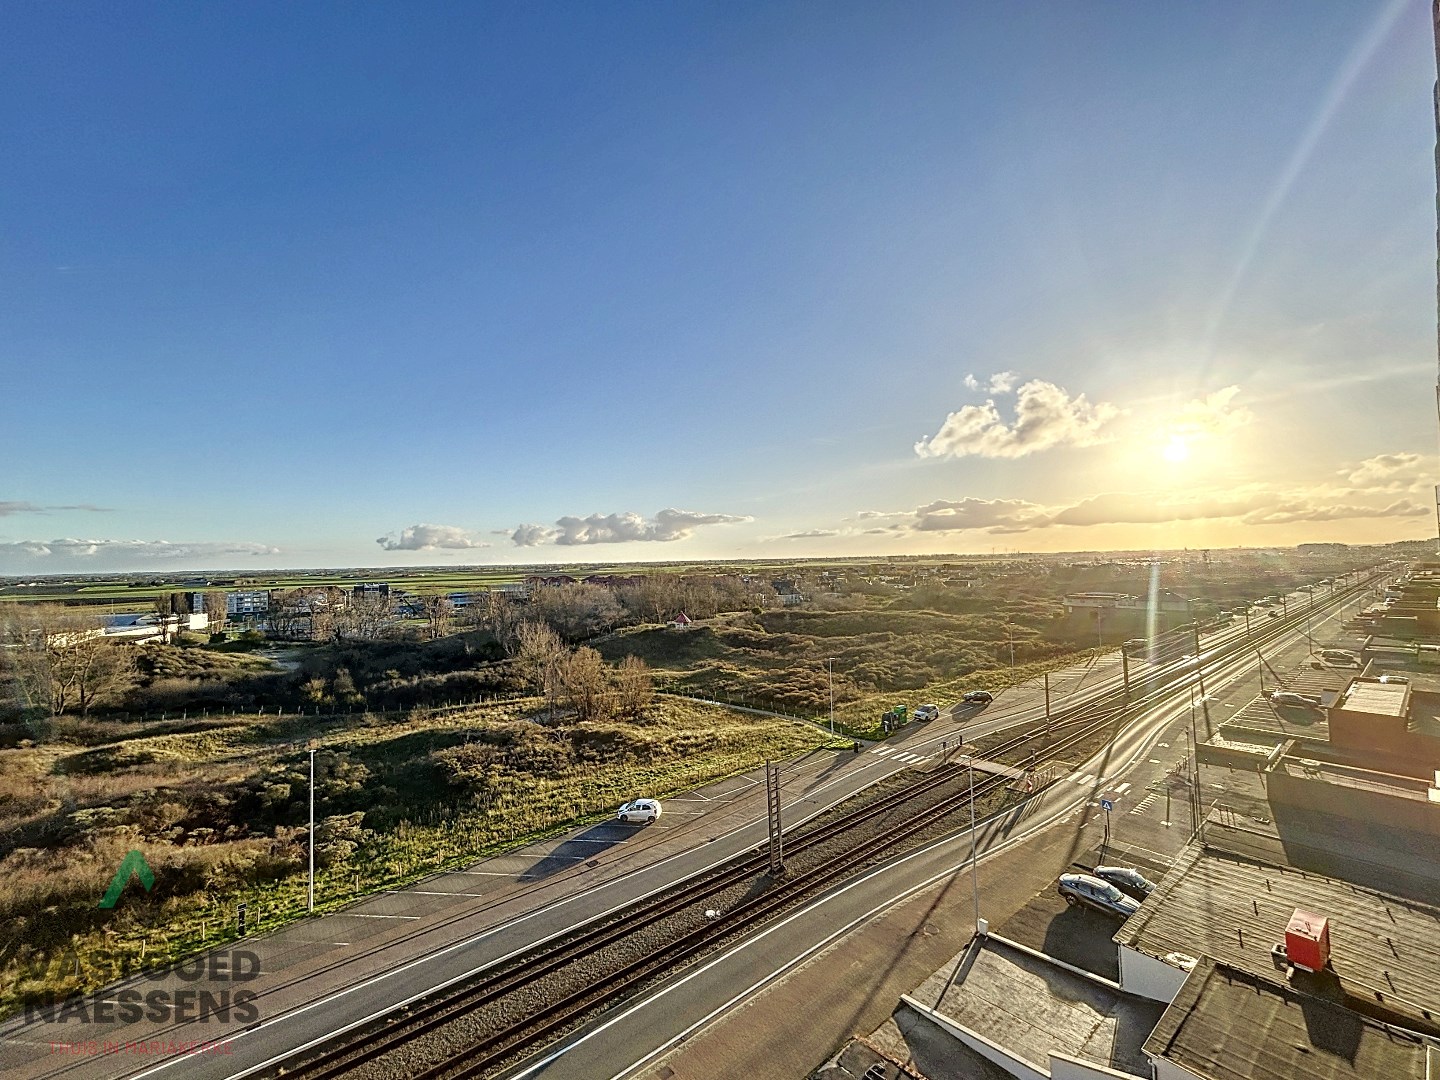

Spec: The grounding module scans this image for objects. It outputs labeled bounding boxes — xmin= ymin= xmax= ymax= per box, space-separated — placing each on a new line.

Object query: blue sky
xmin=2 ymin=0 xmax=1436 ymax=573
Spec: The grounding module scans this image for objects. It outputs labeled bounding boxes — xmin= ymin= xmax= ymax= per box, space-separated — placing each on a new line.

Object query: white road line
xmin=1113 ymin=782 xmax=1131 ymax=795
xmin=330 ymin=913 xmax=421 ymax=920
xmin=467 ymin=854 xmax=587 ymax=861
xmin=393 ymin=890 xmax=488 ymax=898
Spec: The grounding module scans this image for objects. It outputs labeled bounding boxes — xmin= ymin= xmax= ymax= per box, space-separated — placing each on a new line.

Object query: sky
xmin=2 ymin=0 xmax=1438 ymax=574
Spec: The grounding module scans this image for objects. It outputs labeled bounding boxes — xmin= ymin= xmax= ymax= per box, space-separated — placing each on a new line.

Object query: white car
xmin=616 ymin=798 xmax=661 ymax=824
xmin=913 ymin=703 xmax=941 ymax=722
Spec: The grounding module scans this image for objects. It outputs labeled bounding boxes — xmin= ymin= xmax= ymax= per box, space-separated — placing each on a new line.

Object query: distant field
xmin=0 ymin=554 xmax=1004 ymax=606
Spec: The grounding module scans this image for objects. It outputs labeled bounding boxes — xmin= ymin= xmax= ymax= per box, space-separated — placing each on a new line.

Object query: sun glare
xmin=1162 ymin=435 xmax=1191 ymax=463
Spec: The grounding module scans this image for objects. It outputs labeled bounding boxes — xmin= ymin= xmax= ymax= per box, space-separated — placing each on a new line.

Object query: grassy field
xmin=0 ymin=696 xmax=838 ymax=1015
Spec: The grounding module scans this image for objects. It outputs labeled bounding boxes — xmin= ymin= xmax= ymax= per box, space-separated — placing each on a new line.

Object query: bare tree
xmin=71 ymin=635 xmax=134 ymax=717
xmin=559 ymin=647 xmax=611 ymax=722
xmin=514 ymin=621 xmax=566 ymax=709
xmin=421 ymin=595 xmax=453 ymax=641
xmin=613 ymin=655 xmax=654 ymax=719
xmin=0 ymin=605 xmax=123 ymax=718
xmin=531 ymin=584 xmax=623 ymax=642
xmin=266 ymin=590 xmax=309 ymax=640
xmin=203 ymin=591 xmax=228 ymax=636
xmin=151 ymin=592 xmax=180 ymax=644
xmin=463 ymin=592 xmax=526 ymax=654
xmin=354 ymin=591 xmax=396 ymax=640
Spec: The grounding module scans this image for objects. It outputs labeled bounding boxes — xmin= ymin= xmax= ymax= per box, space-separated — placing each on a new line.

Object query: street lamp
xmin=308 ymin=746 xmax=316 ymax=913
xmin=827 ymin=657 xmax=836 ymax=735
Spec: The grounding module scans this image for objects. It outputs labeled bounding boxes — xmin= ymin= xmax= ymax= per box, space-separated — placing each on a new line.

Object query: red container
xmin=1285 ymin=909 xmax=1331 ymax=972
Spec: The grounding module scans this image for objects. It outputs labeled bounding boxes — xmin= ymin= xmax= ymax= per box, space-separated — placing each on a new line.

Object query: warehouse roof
xmin=1144 ymin=959 xmax=1433 ymax=1080
xmin=1116 ymin=846 xmax=1440 ymax=1034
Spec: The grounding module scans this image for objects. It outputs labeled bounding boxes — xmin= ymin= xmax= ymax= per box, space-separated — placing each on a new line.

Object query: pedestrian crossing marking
xmin=1130 ymin=793 xmax=1160 ymax=815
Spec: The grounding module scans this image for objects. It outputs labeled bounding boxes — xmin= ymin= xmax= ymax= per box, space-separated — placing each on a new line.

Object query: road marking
xmin=1129 ymin=794 xmax=1159 ymax=816
xmin=1113 ymin=782 xmax=1131 ymax=795
xmin=333 ymin=913 xmax=422 ymax=920
xmin=467 ymin=854 xmax=587 ymax=861
xmin=394 ymin=890 xmax=489 ymax=898
xmin=1074 ymin=773 xmax=1096 ymax=786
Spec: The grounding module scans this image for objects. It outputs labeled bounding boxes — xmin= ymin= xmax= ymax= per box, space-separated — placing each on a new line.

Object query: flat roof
xmin=1144 ymin=958 xmax=1431 ymax=1080
xmin=931 ymin=938 xmax=1163 ymax=1076
xmin=1337 ymin=679 xmax=1408 ymax=718
xmin=1116 ymin=846 xmax=1440 ymax=1034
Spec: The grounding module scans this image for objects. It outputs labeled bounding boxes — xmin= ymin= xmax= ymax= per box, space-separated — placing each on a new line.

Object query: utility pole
xmin=765 ymin=761 xmax=785 ymax=879
xmin=1043 ymin=671 xmax=1051 ymax=724
xmin=968 ymin=763 xmax=980 ymax=929
xmin=1120 ymin=649 xmax=1130 ymax=696
xmin=1190 ymin=616 xmax=1212 ymax=737
xmin=826 ymin=657 xmax=836 ymax=736
xmin=308 ymin=747 xmax=316 ymax=913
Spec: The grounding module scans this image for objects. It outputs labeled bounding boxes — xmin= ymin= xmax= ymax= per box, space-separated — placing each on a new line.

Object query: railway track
xmin=264 ymin=578 xmax=1377 ymax=1080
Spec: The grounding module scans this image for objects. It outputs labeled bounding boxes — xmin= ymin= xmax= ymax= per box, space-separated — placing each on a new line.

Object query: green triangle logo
xmin=98 ymin=850 xmax=155 ymax=909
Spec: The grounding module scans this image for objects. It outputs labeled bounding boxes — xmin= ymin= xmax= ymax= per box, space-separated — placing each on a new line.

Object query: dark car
xmin=962 ymin=690 xmax=994 ymax=704
xmin=1057 ymin=873 xmax=1141 ymax=919
xmin=1092 ymin=865 xmax=1156 ymax=901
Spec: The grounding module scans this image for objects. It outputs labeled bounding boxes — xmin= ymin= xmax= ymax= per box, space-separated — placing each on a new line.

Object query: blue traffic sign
xmin=1099 ymin=798 xmax=1114 ymax=812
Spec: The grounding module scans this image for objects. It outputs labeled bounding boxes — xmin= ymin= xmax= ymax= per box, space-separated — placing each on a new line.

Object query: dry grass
xmin=0 ymin=696 xmax=834 ymax=1015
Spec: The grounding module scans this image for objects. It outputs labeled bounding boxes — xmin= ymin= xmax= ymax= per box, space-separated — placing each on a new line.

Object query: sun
xmin=1162 ymin=435 xmax=1191 ymax=463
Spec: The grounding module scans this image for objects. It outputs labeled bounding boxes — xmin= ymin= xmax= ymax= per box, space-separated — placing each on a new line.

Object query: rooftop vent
xmin=1285 ymin=908 xmax=1331 ymax=973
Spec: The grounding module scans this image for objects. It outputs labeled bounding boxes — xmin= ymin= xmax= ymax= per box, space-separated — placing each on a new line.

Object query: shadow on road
xmin=522 ymin=821 xmax=637 ymax=879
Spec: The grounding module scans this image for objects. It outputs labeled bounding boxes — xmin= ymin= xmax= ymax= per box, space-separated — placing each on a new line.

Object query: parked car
xmin=616 ymin=798 xmax=662 ymax=824
xmin=962 ymin=690 xmax=994 ymax=704
xmin=1319 ymin=648 xmax=1359 ymax=665
xmin=1093 ymin=866 xmax=1156 ymax=901
xmin=1057 ymin=873 xmax=1141 ymax=918
xmin=1377 ymin=675 xmax=1410 ymax=684
xmin=913 ymin=703 xmax=941 ymax=722
xmin=1270 ymin=691 xmax=1322 ymax=708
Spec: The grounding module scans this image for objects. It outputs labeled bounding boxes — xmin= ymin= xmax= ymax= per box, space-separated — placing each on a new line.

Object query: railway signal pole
xmin=765 ymin=761 xmax=785 ymax=878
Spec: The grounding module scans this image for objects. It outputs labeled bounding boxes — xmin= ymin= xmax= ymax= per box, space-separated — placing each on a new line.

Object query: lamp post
xmin=308 ymin=747 xmax=316 ymax=914
xmin=827 ymin=658 xmax=836 ymax=736
xmin=968 ymin=764 xmax=980 ymax=929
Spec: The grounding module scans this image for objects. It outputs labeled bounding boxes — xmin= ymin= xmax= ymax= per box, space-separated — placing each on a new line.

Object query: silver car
xmin=1093 ymin=865 xmax=1156 ymax=901
xmin=616 ymin=798 xmax=661 ymax=824
xmin=1057 ymin=873 xmax=1140 ymax=918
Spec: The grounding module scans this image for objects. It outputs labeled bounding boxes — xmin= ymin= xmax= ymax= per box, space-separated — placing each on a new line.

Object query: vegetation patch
xmin=0 ymin=696 xmax=832 ymax=1017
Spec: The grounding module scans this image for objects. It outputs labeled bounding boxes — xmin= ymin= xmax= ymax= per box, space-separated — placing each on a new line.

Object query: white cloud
xmin=1240 ymin=498 xmax=1428 ymax=526
xmin=0 ymin=538 xmax=281 ymax=571
xmin=962 ymin=371 xmax=1017 ymax=394
xmin=1344 ymin=452 xmax=1429 ymax=491
xmin=375 ymin=524 xmax=489 ymax=551
xmin=511 ymin=508 xmax=751 ymax=547
xmin=900 ymin=484 xmax=1430 ymax=535
xmin=912 ymin=498 xmax=1050 ymax=534
xmin=915 ymin=379 xmax=1121 ymax=459
xmin=778 ymin=529 xmax=840 ymax=540
xmin=0 ymin=501 xmax=111 ymax=516
xmin=1167 ymin=385 xmax=1253 ymax=438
